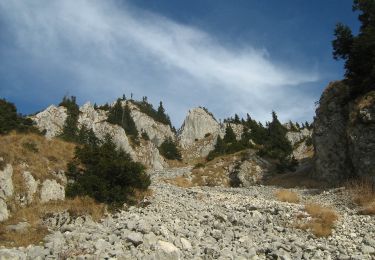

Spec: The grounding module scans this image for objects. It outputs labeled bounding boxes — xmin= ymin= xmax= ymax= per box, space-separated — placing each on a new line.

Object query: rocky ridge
xmin=1 ymin=167 xmax=374 ymax=259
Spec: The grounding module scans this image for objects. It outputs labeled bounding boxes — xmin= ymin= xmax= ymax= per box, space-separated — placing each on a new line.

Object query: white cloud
xmin=0 ymin=0 xmax=319 ymax=126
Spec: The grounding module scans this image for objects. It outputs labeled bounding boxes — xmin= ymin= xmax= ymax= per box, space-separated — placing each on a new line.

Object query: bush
xmin=159 ymin=137 xmax=182 ymax=161
xmin=0 ymin=98 xmax=37 ymax=135
xmin=66 ymin=134 xmax=150 ymax=207
xmin=141 ymin=131 xmax=150 ymax=141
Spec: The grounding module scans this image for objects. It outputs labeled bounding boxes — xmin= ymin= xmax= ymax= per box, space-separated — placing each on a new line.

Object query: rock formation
xmin=0 ymin=164 xmax=13 ymax=221
xmin=313 ymin=81 xmax=375 ymax=182
xmin=179 ymin=107 xmax=221 ymax=149
xmin=127 ymin=101 xmax=175 ymax=147
xmin=32 ymin=105 xmax=67 ymax=138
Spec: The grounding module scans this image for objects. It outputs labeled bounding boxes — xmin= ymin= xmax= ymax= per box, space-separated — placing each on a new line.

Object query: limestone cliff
xmin=313 ymin=81 xmax=375 ymax=182
xmin=32 ymin=102 xmax=167 ymax=170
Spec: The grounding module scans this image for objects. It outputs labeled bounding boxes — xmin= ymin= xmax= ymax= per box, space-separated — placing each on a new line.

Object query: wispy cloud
xmin=0 ymin=0 xmax=319 ymax=126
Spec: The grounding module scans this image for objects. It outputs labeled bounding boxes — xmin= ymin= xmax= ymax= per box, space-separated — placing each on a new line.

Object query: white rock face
xmin=40 ymin=179 xmax=65 ymax=203
xmin=179 ymin=108 xmax=220 ymax=148
xmin=78 ymin=103 xmax=136 ymax=158
xmin=219 ymin=123 xmax=244 ymax=140
xmin=0 ymin=164 xmax=13 ymax=222
xmin=32 ymin=105 xmax=67 ymax=138
xmin=0 ymin=199 xmax=9 ymax=222
xmin=286 ymin=128 xmax=312 ymax=147
xmin=128 ymin=101 xmax=175 ymax=147
xmin=0 ymin=164 xmax=14 ymax=200
xmin=135 ymin=141 xmax=168 ymax=170
xmin=22 ymin=172 xmax=39 ymax=205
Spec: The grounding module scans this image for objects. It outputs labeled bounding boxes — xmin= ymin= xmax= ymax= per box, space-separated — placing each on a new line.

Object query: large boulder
xmin=40 ymin=179 xmax=65 ymax=203
xmin=0 ymin=164 xmax=14 ymax=222
xmin=22 ymin=171 xmax=39 ymax=205
xmin=135 ymin=141 xmax=168 ymax=170
xmin=313 ymin=81 xmax=375 ymax=182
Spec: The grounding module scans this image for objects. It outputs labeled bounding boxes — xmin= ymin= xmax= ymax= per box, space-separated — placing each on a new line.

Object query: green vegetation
xmin=132 ymin=97 xmax=172 ymax=127
xmin=159 ymin=137 xmax=182 ymax=161
xmin=141 ymin=131 xmax=150 ymax=141
xmin=208 ymin=111 xmax=297 ymax=172
xmin=59 ymin=96 xmax=80 ymax=142
xmin=332 ymin=0 xmax=375 ymax=97
xmin=107 ymin=99 xmax=139 ymax=143
xmin=66 ymin=133 xmax=150 ymax=207
xmin=0 ymin=98 xmax=36 ymax=135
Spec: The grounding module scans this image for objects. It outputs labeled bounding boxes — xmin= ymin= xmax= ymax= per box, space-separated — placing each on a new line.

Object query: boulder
xmin=22 ymin=171 xmax=39 ymax=205
xmin=0 ymin=164 xmax=14 ymax=200
xmin=135 ymin=140 xmax=168 ymax=170
xmin=0 ymin=199 xmax=9 ymax=222
xmin=40 ymin=179 xmax=65 ymax=203
xmin=156 ymin=240 xmax=181 ymax=260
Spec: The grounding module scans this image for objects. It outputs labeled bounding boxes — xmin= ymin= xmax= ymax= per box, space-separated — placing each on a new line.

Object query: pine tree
xmin=59 ymin=96 xmax=80 ymax=142
xmin=223 ymin=125 xmax=236 ymax=144
xmin=159 ymin=137 xmax=182 ymax=161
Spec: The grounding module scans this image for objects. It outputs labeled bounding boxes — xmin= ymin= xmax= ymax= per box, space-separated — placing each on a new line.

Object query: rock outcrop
xmin=22 ymin=171 xmax=39 ymax=205
xmin=32 ymin=105 xmax=67 ymax=138
xmin=127 ymin=101 xmax=175 ymax=147
xmin=40 ymin=179 xmax=65 ymax=203
xmin=179 ymin=108 xmax=221 ymax=149
xmin=32 ymin=102 xmax=168 ymax=169
xmin=313 ymin=81 xmax=375 ymax=182
xmin=0 ymin=164 xmax=14 ymax=222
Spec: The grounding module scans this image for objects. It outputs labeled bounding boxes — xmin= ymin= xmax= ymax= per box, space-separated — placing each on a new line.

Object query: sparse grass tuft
xmin=346 ymin=178 xmax=375 ymax=215
xmin=275 ymin=189 xmax=300 ymax=203
xmin=296 ymin=203 xmax=339 ymax=237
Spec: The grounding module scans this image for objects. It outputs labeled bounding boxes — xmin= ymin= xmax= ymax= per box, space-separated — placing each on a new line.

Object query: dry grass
xmin=346 ymin=178 xmax=375 ymax=215
xmin=296 ymin=203 xmax=339 ymax=237
xmin=265 ymin=170 xmax=325 ymax=189
xmin=164 ymin=176 xmax=193 ymax=188
xmin=0 ymin=132 xmax=75 ymax=192
xmin=275 ymin=189 xmax=300 ymax=203
xmin=0 ymin=197 xmax=105 ymax=247
xmin=132 ymin=188 xmax=154 ymax=201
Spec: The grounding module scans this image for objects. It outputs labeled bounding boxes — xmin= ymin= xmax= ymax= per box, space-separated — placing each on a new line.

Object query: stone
xmin=0 ymin=164 xmax=14 ymax=200
xmin=156 ymin=240 xmax=181 ymax=260
xmin=126 ymin=232 xmax=143 ymax=246
xmin=0 ymin=249 xmax=26 ymax=260
xmin=0 ymin=199 xmax=9 ymax=222
xmin=40 ymin=179 xmax=65 ymax=203
xmin=361 ymin=245 xmax=375 ymax=254
xmin=5 ymin=222 xmax=30 ymax=233
xmin=22 ymin=171 xmax=39 ymax=205
xmin=180 ymin=237 xmax=192 ymax=250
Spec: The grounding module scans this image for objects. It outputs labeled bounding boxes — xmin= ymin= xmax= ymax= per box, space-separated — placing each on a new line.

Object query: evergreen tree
xmin=234 ymin=114 xmax=241 ymax=123
xmin=159 ymin=137 xmax=182 ymax=161
xmin=223 ymin=125 xmax=236 ymax=144
xmin=107 ymin=99 xmax=138 ymax=142
xmin=59 ymin=96 xmax=80 ymax=142
xmin=66 ymin=134 xmax=150 ymax=207
xmin=332 ymin=0 xmax=375 ymax=96
xmin=0 ymin=98 xmax=35 ymax=135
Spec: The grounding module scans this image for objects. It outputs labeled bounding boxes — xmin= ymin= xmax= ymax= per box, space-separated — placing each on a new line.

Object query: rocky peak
xmin=178 ymin=107 xmax=220 ymax=148
xmin=126 ymin=101 xmax=175 ymax=146
xmin=32 ymin=105 xmax=67 ymax=138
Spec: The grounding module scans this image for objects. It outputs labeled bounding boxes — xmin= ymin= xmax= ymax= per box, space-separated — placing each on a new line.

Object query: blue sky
xmin=0 ymin=0 xmax=359 ymax=127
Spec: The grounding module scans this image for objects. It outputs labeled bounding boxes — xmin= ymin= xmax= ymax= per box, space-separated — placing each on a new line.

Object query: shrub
xmin=347 ymin=178 xmax=375 ymax=215
xmin=193 ymin=162 xmax=205 ymax=169
xmin=275 ymin=189 xmax=300 ymax=203
xmin=159 ymin=137 xmax=182 ymax=161
xmin=141 ymin=131 xmax=150 ymax=141
xmin=0 ymin=98 xmax=37 ymax=135
xmin=65 ymin=133 xmax=150 ymax=207
xmin=22 ymin=141 xmax=39 ymax=153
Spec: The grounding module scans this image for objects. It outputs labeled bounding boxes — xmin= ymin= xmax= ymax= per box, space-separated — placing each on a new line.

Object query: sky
xmin=0 ymin=0 xmax=359 ymax=127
